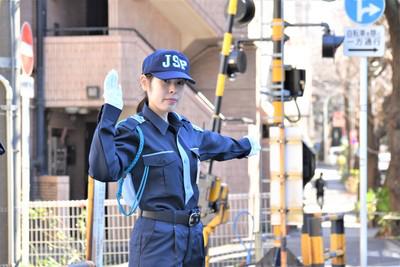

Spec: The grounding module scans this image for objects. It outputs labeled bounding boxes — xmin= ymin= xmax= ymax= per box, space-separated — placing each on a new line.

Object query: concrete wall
xmin=108 ymin=0 xmax=181 ymax=49
xmin=44 ymin=35 xmax=151 ymax=108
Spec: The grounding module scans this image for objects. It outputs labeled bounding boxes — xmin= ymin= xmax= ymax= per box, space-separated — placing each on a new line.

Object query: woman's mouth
xmin=165 ymin=98 xmax=178 ymax=104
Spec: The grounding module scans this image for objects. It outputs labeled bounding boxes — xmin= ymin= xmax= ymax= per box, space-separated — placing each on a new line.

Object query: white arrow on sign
xmin=357 ymin=0 xmax=381 ymax=22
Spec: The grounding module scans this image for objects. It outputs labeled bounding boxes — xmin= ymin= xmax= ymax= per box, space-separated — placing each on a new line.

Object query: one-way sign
xmin=344 ymin=26 xmax=385 ymax=57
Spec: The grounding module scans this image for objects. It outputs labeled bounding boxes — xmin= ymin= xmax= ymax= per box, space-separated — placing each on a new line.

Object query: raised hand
xmin=103 ymin=69 xmax=123 ymax=110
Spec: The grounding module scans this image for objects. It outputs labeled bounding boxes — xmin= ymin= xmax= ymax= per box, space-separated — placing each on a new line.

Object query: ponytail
xmin=136 ymin=95 xmax=148 ymax=113
xmin=137 ymin=74 xmax=152 ymax=113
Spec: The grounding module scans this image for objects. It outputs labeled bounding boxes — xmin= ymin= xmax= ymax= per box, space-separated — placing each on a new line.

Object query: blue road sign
xmin=345 ymin=0 xmax=385 ymax=25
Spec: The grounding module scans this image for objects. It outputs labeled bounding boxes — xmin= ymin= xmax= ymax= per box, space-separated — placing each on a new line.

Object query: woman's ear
xmin=139 ymin=74 xmax=149 ymax=92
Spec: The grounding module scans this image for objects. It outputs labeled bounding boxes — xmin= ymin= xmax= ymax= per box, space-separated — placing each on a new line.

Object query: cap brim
xmin=152 ymin=71 xmax=196 ymax=84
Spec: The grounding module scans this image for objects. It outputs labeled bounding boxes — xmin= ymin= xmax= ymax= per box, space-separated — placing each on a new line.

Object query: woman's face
xmin=140 ymin=75 xmax=186 ymax=120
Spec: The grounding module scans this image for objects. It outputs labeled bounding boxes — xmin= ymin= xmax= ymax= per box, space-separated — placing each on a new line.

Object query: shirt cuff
xmin=100 ymin=104 xmax=122 ymax=124
xmin=244 ymin=135 xmax=261 ymax=157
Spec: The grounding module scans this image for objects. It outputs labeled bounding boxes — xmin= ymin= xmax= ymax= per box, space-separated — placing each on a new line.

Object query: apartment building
xmin=21 ymin=0 xmax=258 ymax=200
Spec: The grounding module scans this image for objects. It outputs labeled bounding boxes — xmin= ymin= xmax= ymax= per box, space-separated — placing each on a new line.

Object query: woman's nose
xmin=168 ymin=83 xmax=176 ymax=93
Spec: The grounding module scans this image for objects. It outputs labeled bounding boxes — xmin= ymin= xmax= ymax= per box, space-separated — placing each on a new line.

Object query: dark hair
xmin=136 ymin=95 xmax=148 ymax=113
xmin=136 ymin=74 xmax=152 ymax=113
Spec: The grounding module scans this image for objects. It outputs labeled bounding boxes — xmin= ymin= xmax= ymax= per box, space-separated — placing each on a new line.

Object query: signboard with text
xmin=343 ymin=26 xmax=385 ymax=57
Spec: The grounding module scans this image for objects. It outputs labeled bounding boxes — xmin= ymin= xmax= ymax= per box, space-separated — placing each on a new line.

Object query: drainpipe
xmin=36 ymin=0 xmax=47 ymax=177
xmin=0 ymin=75 xmax=15 ymax=267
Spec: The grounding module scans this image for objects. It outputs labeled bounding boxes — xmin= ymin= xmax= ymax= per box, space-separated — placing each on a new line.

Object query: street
xmin=286 ymin=164 xmax=400 ymax=267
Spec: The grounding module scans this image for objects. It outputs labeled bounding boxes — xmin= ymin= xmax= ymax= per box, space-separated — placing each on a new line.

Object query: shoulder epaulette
xmin=116 ymin=114 xmax=146 ymax=131
xmin=130 ymin=114 xmax=146 ymax=124
xmin=191 ymin=123 xmax=204 ymax=132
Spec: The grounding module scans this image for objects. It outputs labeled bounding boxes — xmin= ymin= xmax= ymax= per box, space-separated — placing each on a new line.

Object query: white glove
xmin=244 ymin=135 xmax=261 ymax=157
xmin=103 ymin=69 xmax=123 ymax=110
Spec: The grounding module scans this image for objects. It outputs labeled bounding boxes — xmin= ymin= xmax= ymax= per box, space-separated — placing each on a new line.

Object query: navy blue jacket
xmin=89 ymin=104 xmax=251 ymax=211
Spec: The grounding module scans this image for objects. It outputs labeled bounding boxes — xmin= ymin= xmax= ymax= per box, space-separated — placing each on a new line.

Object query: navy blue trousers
xmin=129 ymin=217 xmax=205 ymax=267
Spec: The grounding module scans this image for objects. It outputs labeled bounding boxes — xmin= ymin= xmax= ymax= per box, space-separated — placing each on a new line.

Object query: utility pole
xmin=271 ymin=0 xmax=287 ymax=266
xmin=0 ymin=0 xmax=21 ymax=265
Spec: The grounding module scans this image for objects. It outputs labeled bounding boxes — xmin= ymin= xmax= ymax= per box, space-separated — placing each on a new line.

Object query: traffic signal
xmin=234 ymin=0 xmax=255 ymax=26
xmin=322 ymin=33 xmax=344 ymax=58
xmin=331 ymin=127 xmax=342 ymax=147
xmin=225 ymin=0 xmax=255 ymax=27
xmin=284 ymin=66 xmax=306 ymax=97
xmin=227 ymin=45 xmax=247 ymax=79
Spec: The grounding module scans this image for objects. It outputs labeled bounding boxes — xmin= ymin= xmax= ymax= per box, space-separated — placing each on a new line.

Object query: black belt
xmin=140 ymin=209 xmax=201 ymax=227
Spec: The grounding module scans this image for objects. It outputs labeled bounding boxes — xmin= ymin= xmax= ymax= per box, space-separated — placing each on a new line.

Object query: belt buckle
xmin=188 ymin=210 xmax=201 ymax=226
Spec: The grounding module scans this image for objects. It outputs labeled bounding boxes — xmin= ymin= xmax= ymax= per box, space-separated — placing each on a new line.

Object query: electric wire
xmin=285 ymin=97 xmax=302 ymax=123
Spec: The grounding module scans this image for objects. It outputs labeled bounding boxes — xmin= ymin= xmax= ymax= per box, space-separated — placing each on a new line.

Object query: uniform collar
xmin=142 ymin=104 xmax=182 ymax=135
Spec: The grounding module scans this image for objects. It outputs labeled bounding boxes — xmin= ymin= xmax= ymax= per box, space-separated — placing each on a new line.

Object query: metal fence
xmin=29 ymin=193 xmax=271 ymax=266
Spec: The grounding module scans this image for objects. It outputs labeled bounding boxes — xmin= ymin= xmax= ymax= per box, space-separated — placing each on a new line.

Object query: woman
xmin=89 ymin=49 xmax=260 ymax=267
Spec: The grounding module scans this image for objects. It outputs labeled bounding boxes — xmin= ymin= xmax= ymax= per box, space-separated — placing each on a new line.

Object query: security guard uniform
xmin=89 ymin=103 xmax=252 ymax=267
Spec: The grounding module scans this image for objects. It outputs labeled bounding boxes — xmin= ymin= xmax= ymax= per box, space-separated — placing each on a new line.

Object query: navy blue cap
xmin=142 ymin=49 xmax=195 ymax=84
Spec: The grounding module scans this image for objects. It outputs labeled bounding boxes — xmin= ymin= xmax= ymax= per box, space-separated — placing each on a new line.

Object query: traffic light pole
xmin=271 ymin=0 xmax=287 ymax=266
xmin=208 ymin=0 xmax=237 ymax=173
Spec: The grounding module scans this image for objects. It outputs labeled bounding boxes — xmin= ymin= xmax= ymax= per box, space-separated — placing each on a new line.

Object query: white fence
xmin=29 ymin=193 xmax=271 ymax=266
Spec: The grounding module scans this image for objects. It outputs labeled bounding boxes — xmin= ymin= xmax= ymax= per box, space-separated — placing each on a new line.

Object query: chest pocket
xmin=142 ymin=151 xmax=179 ymax=196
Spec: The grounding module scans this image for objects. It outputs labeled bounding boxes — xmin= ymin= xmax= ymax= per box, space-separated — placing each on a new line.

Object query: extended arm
xmin=192 ymin=125 xmax=259 ymax=161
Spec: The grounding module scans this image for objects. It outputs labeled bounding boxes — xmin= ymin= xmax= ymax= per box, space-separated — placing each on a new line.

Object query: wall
xmin=44 ymin=35 xmax=150 ymax=108
xmin=108 ymin=0 xmax=181 ymax=49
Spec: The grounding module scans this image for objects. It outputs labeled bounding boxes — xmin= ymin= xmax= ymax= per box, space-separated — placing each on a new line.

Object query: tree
xmin=384 ymin=1 xmax=400 ymax=212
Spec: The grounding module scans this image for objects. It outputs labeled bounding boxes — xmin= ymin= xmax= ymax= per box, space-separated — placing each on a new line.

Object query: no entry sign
xmin=20 ymin=22 xmax=34 ymax=76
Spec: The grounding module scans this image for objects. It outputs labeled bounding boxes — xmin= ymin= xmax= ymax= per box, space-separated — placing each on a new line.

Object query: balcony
xmin=44 ymin=33 xmax=152 ymax=108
